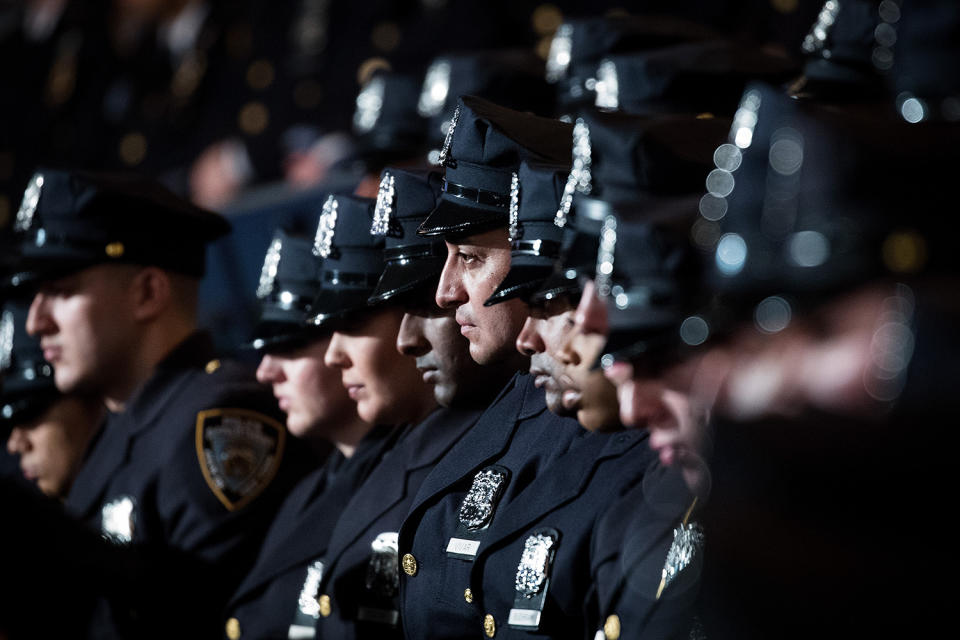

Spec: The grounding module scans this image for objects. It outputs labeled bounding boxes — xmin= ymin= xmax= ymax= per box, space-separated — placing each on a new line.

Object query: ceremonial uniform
xmin=397 ymin=372 xmax=587 ymax=639
xmin=222 ymin=425 xmax=397 ymax=640
xmin=313 ymin=406 xmax=481 ymax=639
xmin=62 ymin=331 xmax=314 ymax=639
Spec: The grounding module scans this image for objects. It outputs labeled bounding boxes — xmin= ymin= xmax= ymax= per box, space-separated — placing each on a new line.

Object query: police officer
xmin=310 ymin=166 xmax=515 ymax=639
xmin=6 ymin=168 xmax=315 ymax=639
xmin=395 ymin=96 xmax=659 ymax=640
xmin=2 ymin=299 xmax=103 ymax=498
xmin=222 ymin=194 xmax=399 ymax=640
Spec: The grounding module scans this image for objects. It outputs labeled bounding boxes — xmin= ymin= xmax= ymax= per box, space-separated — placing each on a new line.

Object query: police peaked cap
xmin=418 ymin=95 xmax=572 ymax=238
xmin=368 ymin=168 xmax=446 ymax=304
xmin=306 ymin=194 xmax=385 ymax=328
xmin=9 ymin=169 xmax=229 ymax=285
xmin=249 ymin=228 xmax=326 ymax=352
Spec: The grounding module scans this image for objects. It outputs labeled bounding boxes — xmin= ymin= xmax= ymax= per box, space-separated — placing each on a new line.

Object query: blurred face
xmin=26 ymin=266 xmax=139 ymax=396
xmin=397 ymin=300 xmax=490 ymax=408
xmin=6 ymin=396 xmax=102 ymax=498
xmin=325 ymin=307 xmax=436 ymax=425
xmin=255 ymin=335 xmax=357 ymax=438
xmin=558 ymin=281 xmax=622 ymax=431
xmin=436 ymin=228 xmax=529 ymax=366
xmin=516 ymin=298 xmax=578 ymax=417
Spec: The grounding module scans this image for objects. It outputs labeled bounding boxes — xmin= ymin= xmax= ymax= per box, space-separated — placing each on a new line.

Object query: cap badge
xmin=354 ymin=75 xmax=386 ymax=133
xmin=514 ymin=532 xmax=557 ymax=597
xmin=257 ymin=236 xmax=283 ymax=298
xmin=555 ymin=118 xmax=592 ymax=227
xmin=437 ymin=104 xmax=461 ymax=167
xmin=802 ymin=0 xmax=841 ymax=55
xmin=594 ymin=59 xmax=619 ymax=110
xmin=508 ymin=172 xmax=521 ymax=241
xmin=418 ymin=59 xmax=451 ymax=117
xmin=15 ymin=172 xmax=44 ymax=232
xmin=459 ymin=466 xmax=508 ymax=530
xmin=366 ymin=531 xmax=400 ymax=598
xmin=595 ymin=214 xmax=618 ymax=297
xmin=371 ymin=172 xmax=396 ymax=236
xmin=0 ymin=310 xmax=14 ymax=370
xmin=546 ymin=23 xmax=573 ymax=83
xmin=313 ymin=196 xmax=339 ymax=258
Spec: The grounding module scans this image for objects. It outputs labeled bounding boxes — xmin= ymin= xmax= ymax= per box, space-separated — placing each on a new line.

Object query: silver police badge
xmin=437 ymin=104 xmax=460 ymax=167
xmin=313 ymin=196 xmax=339 ymax=258
xmin=594 ymin=59 xmax=619 ymax=110
xmin=595 ymin=214 xmax=618 ymax=298
xmin=555 ymin=118 xmax=592 ymax=228
xmin=417 ymin=58 xmax=451 ymax=118
xmin=658 ymin=521 xmax=705 ymax=598
xmin=257 ymin=236 xmax=283 ymax=299
xmin=371 ymin=172 xmax=395 ymax=236
xmin=15 ymin=172 xmax=44 ymax=232
xmin=459 ymin=467 xmax=508 ymax=530
xmin=195 ymin=408 xmax=286 ymax=511
xmin=0 ymin=310 xmax=14 ymax=370
xmin=546 ymin=23 xmax=573 ymax=83
xmin=101 ymin=495 xmax=136 ymax=544
xmin=514 ymin=532 xmax=557 ymax=598
xmin=297 ymin=560 xmax=325 ymax=619
xmin=365 ymin=531 xmax=400 ymax=598
xmin=354 ymin=74 xmax=385 ymax=134
xmin=508 ymin=172 xmax=521 ymax=241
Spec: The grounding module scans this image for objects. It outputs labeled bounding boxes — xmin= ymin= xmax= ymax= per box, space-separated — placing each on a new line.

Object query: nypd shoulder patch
xmin=194 ymin=408 xmax=286 ymax=511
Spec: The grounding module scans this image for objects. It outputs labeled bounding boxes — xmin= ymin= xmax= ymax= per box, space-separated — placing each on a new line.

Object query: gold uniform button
xmin=318 ymin=594 xmax=332 ymax=617
xmin=205 ymin=359 xmax=222 ymax=374
xmin=401 ymin=553 xmax=418 ymax=576
xmin=225 ymin=617 xmax=241 ymax=640
xmin=104 ymin=242 xmax=124 ymax=258
xmin=483 ymin=613 xmax=496 ymax=637
xmin=604 ymin=614 xmax=621 ymax=640
xmin=463 ymin=588 xmax=473 ymax=604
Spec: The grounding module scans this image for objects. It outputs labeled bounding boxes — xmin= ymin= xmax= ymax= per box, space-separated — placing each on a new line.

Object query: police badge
xmin=357 ymin=532 xmax=401 ymax=626
xmin=656 ymin=521 xmax=705 ymax=600
xmin=313 ymin=196 xmax=339 ymax=258
xmin=595 ymin=215 xmax=618 ymax=298
xmin=418 ymin=59 xmax=451 ymax=118
xmin=555 ymin=118 xmax=591 ymax=228
xmin=546 ymin=23 xmax=573 ymax=83
xmin=288 ymin=560 xmax=325 ymax=639
xmin=508 ymin=528 xmax=560 ymax=630
xmin=0 ymin=310 xmax=13 ymax=370
xmin=508 ymin=172 xmax=521 ymax=241
xmin=101 ymin=495 xmax=137 ymax=544
xmin=446 ymin=465 xmax=510 ymax=559
xmin=354 ymin=75 xmax=386 ymax=134
xmin=257 ymin=236 xmax=283 ymax=299
xmin=437 ymin=105 xmax=460 ymax=168
xmin=195 ymin=408 xmax=286 ymax=511
xmin=15 ymin=172 xmax=44 ymax=233
xmin=371 ymin=173 xmax=396 ymax=236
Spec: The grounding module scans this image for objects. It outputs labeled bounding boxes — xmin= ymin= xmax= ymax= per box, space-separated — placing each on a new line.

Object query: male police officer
xmin=7 ymin=169 xmax=313 ymax=639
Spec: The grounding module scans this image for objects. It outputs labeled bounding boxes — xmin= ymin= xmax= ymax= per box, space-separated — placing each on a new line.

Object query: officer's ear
xmin=129 ymin=266 xmax=173 ymax=322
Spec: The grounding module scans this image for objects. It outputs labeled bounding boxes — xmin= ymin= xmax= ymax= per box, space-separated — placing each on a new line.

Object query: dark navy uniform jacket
xmin=63 ymin=332 xmax=317 ymax=639
xmin=588 ymin=464 xmax=702 ymax=640
xmin=222 ymin=425 xmax=397 ymax=640
xmin=313 ymin=405 xmax=482 ymax=640
xmin=397 ymin=372 xmax=588 ymax=640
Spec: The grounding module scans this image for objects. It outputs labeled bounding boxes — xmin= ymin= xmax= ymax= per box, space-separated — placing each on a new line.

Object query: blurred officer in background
xmin=2 ymin=300 xmax=103 ymax=498
xmin=3 ymin=169 xmax=315 ymax=639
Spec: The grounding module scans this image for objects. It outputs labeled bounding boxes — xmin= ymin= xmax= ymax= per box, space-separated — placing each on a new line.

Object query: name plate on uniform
xmin=356 ymin=606 xmax=400 ymax=626
xmin=446 ymin=537 xmax=482 ymax=558
xmin=508 ymin=608 xmax=542 ymax=628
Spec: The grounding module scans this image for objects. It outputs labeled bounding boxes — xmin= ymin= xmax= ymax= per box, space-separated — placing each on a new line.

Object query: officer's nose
xmin=26 ymin=293 xmax=55 ymax=337
xmin=256 ymin=354 xmax=284 ymax=384
xmin=516 ymin=316 xmax=545 ymax=356
xmin=324 ymin=332 xmax=351 ymax=370
xmin=435 ymin=245 xmax=468 ymax=310
xmin=7 ymin=426 xmax=30 ymax=455
xmin=397 ymin=313 xmax=429 ymax=357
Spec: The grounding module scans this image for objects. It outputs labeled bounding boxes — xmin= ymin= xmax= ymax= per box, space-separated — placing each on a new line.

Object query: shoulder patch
xmin=194 ymin=408 xmax=286 ymax=511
